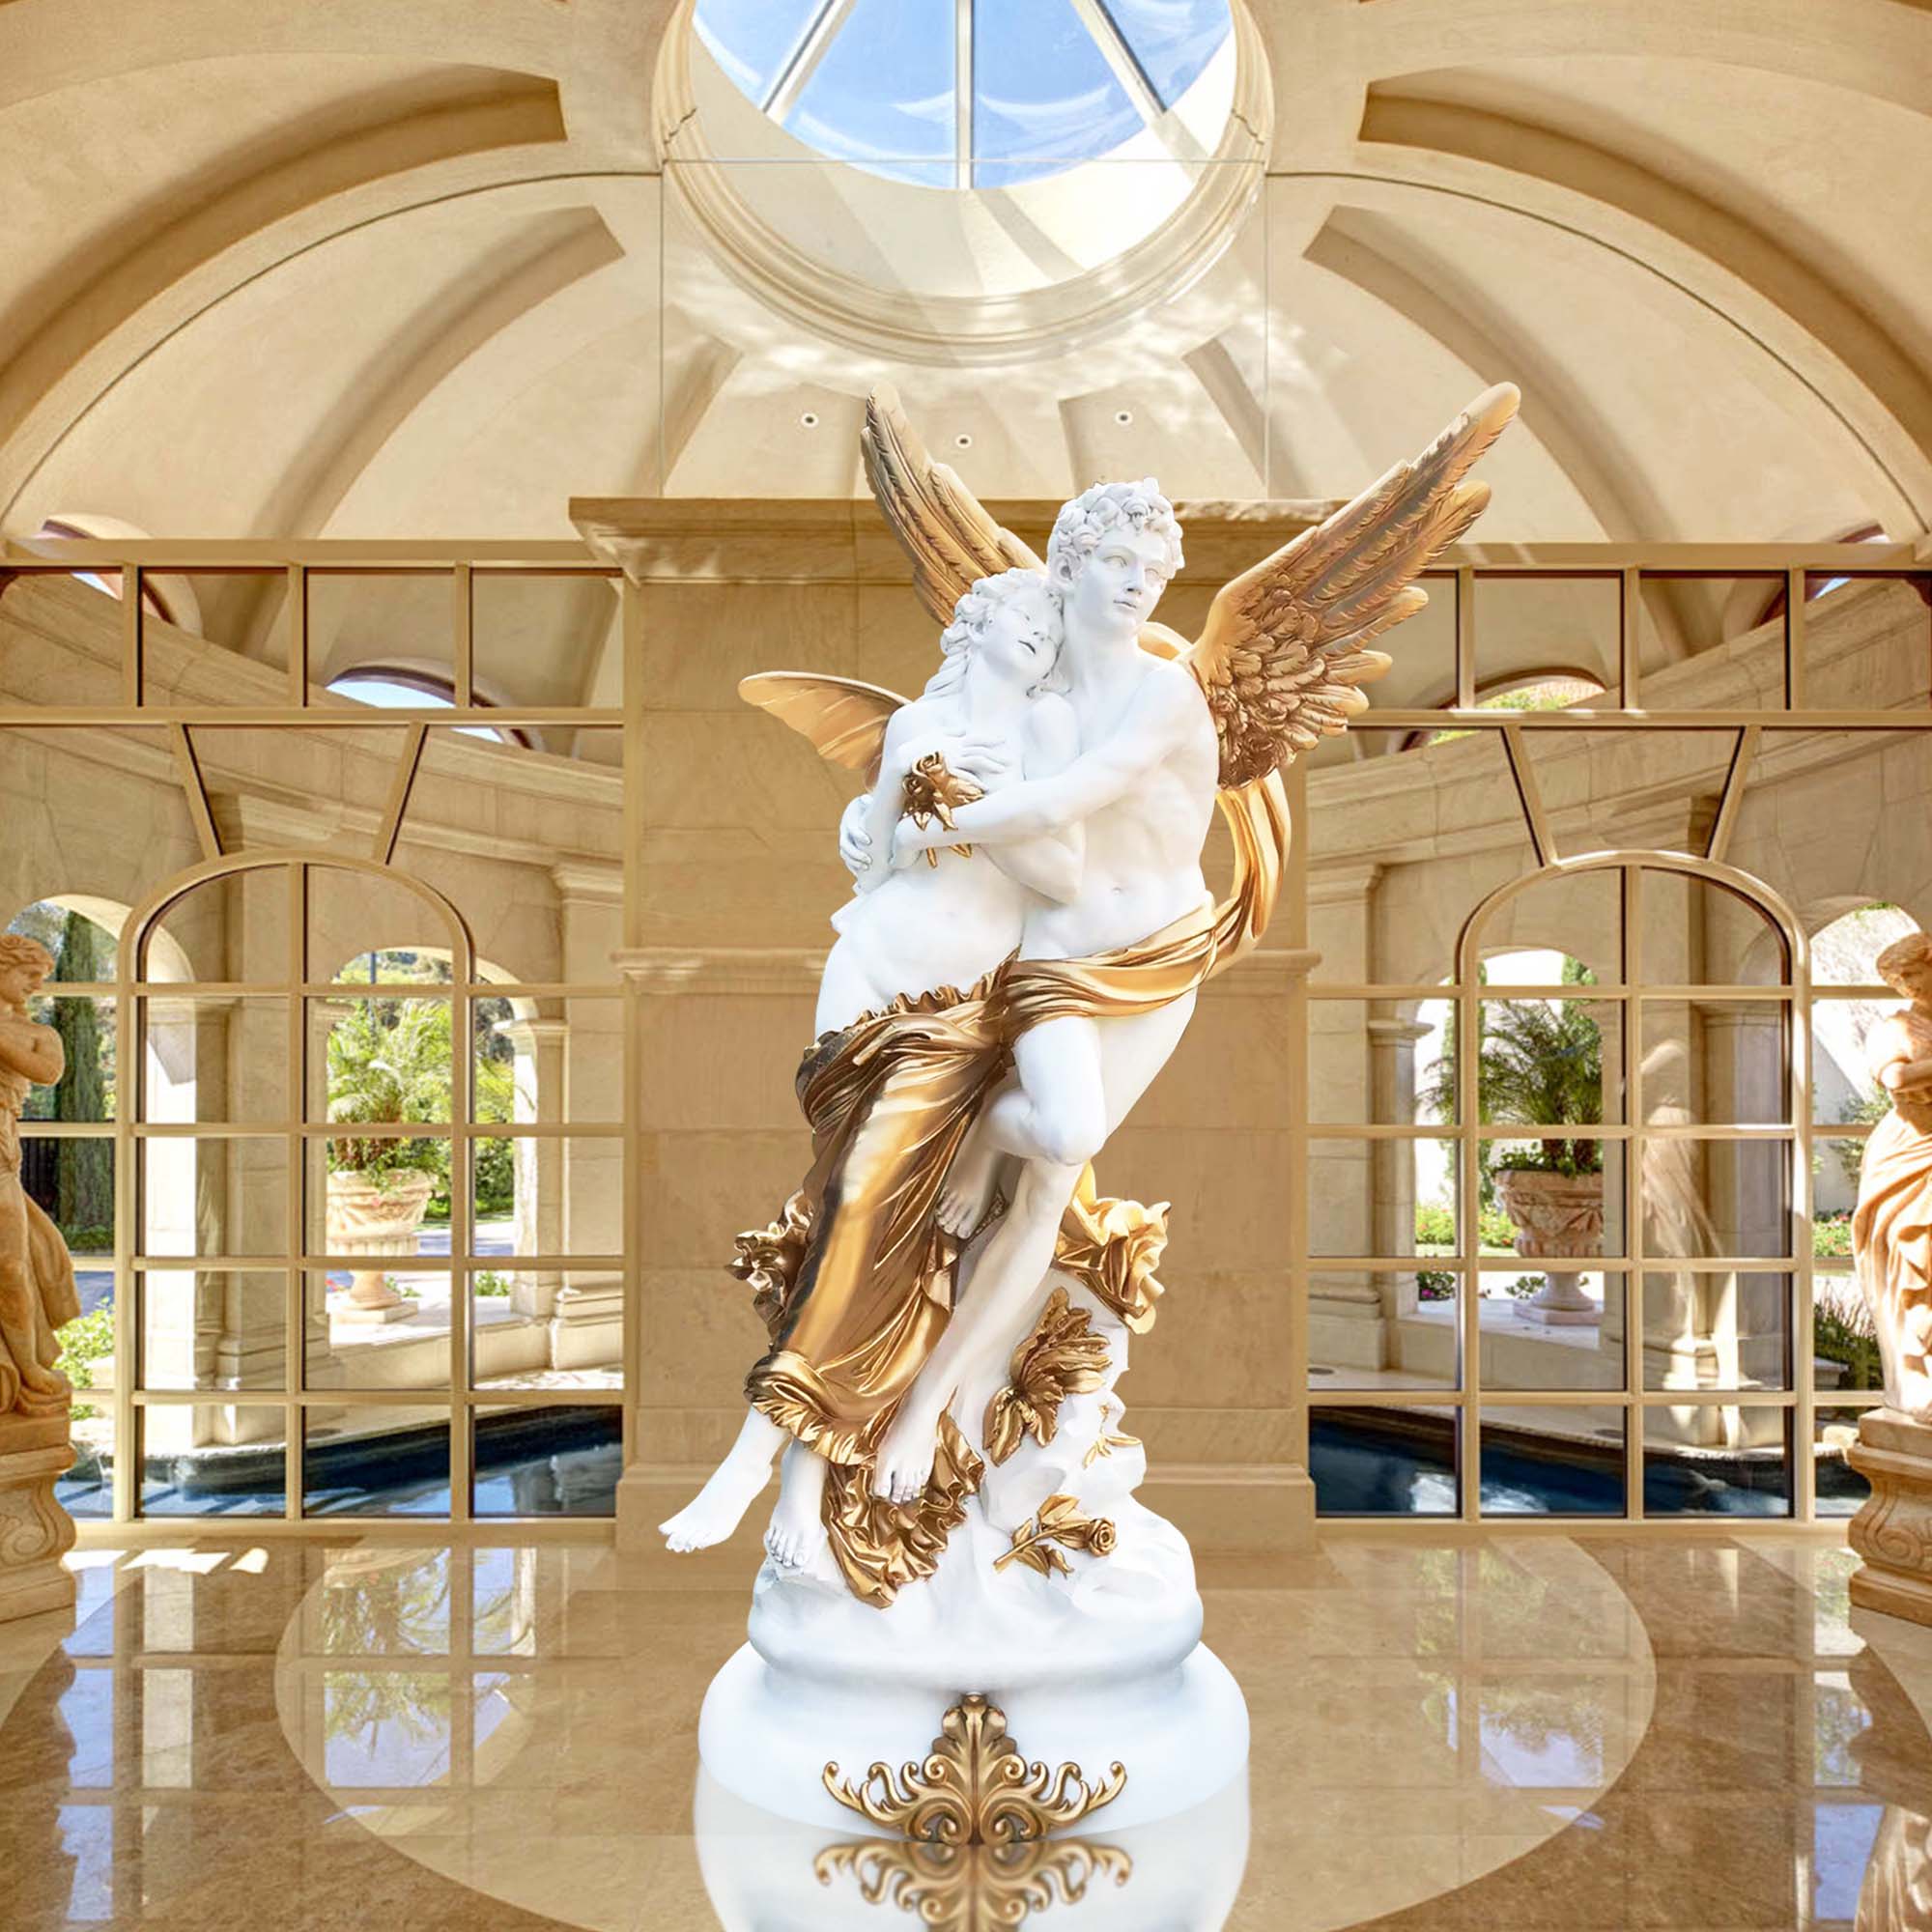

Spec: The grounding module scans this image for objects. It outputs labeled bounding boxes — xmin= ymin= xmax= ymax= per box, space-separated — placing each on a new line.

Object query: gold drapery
xmin=738 ymin=771 xmax=1290 ymax=1603
xmin=1854 ymin=1023 xmax=1932 ymax=1404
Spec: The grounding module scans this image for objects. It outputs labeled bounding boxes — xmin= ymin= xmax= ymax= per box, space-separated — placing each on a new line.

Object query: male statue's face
xmin=0 ymin=961 xmax=44 ymax=1009
xmin=1065 ymin=525 xmax=1173 ymax=642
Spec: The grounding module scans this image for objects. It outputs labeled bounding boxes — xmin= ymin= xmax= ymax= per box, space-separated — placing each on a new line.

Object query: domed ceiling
xmin=1 ymin=0 xmax=1926 ymax=551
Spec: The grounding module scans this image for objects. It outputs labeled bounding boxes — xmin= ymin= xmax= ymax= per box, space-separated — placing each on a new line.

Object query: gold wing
xmin=737 ymin=671 xmax=908 ymax=784
xmin=1184 ymin=384 xmax=1520 ymax=787
xmin=862 ymin=384 xmax=1043 ymax=625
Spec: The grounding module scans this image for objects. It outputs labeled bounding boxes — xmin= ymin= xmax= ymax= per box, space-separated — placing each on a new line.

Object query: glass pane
xmin=693 ymin=0 xmax=825 ymax=104
xmin=149 ymin=865 xmax=286 ymax=984
xmin=1802 ymin=571 xmax=1931 ymax=710
xmin=785 ymin=0 xmax=956 ymax=186
xmin=141 ymin=1268 xmax=287 ymax=1390
xmin=478 ymin=996 xmax=623 ymax=1124
xmin=307 ymin=1135 xmax=454 ymax=1260
xmin=1633 ymin=574 xmax=1783 ymax=701
xmin=0 ymin=572 xmax=128 ymax=704
xmin=1641 ymin=870 xmax=1790 ymax=987
xmin=972 ymin=0 xmax=1139 ymax=182
xmin=1813 ymin=994 xmax=1903 ymax=1151
xmin=1478 ymin=1268 xmax=1623 ymax=1390
xmin=309 ymin=889 xmax=461 ymax=991
xmin=1814 ymin=1406 xmax=1874 ymax=1518
xmin=142 ymin=1137 xmax=288 ymax=1258
xmin=312 ymin=992 xmax=452 ymax=1134
xmin=141 ymin=1403 xmax=286 ymax=1517
xmin=473 ymin=1267 xmax=622 ymax=1391
xmin=149 ymin=571 xmax=291 ymax=705
xmin=304 ymin=1548 xmax=454 ymax=1656
xmin=1312 ymin=999 xmax=1448 ymax=1125
xmin=473 ymin=1405 xmax=622 ymax=1517
xmin=304 ymin=1268 xmax=451 ymax=1392
xmin=1469 ymin=574 xmax=1620 ymax=703
xmin=22 ymin=995 xmax=114 ymax=1119
xmin=1309 ymin=1405 xmax=1458 ymax=1516
xmin=1480 ymin=1406 xmax=1624 ymax=1515
xmin=1486 ymin=1143 xmax=1626 ymax=1259
xmin=1639 ymin=999 xmax=1790 ymax=1125
xmin=1640 ymin=1137 xmax=1793 ymax=1259
xmin=308 ymin=571 xmax=450 ymax=708
xmin=19 ymin=1132 xmax=114 ymax=1257
xmin=1476 ymin=996 xmax=1622 ymax=1132
xmin=143 ymin=995 xmax=289 ymax=1124
xmin=1310 ymin=1270 xmax=1456 ymax=1392
xmin=1812 ymin=1271 xmax=1882 ymax=1394
xmin=471 ymin=570 xmax=620 ymax=737
xmin=473 ymin=1137 xmax=621 ymax=1260
xmin=303 ymin=1406 xmax=451 ymax=1517
xmin=58 ymin=1305 xmax=115 ymax=1517
xmin=1813 ymin=907 xmax=1919 ymax=986
xmin=1643 ymin=1270 xmax=1790 ymax=1391
xmin=1096 ymin=0 xmax=1231 ymax=110
xmin=1642 ymin=1407 xmax=1791 ymax=1518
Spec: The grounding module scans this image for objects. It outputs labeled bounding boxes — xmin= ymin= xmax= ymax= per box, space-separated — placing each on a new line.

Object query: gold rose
xmin=994 ymin=1493 xmax=1116 ymax=1578
xmin=983 ymin=1288 xmax=1111 ymax=1466
xmin=900 ymin=753 xmax=985 ymax=867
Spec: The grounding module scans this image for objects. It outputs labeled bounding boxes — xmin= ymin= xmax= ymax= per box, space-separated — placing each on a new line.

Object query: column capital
xmin=495 ymin=1015 xmax=571 ymax=1049
xmin=1366 ymin=1016 xmax=1432 ymax=1044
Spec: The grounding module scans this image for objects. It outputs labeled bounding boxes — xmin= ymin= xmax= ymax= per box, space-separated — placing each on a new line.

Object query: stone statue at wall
xmin=0 ymin=930 xmax=80 ymax=1622
xmin=1854 ymin=931 xmax=1932 ymax=1422
xmin=0 ymin=933 xmax=79 ymax=1418
xmin=666 ymin=384 xmax=1517 ymax=1830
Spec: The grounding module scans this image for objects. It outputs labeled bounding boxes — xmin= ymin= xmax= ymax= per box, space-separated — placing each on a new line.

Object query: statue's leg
xmin=764 ymin=1436 xmax=831 ymax=1570
xmin=0 ymin=1179 xmax=63 ymax=1398
xmin=660 ymin=1404 xmax=785 ymax=1551
xmin=875 ymin=995 xmax=1199 ymax=1504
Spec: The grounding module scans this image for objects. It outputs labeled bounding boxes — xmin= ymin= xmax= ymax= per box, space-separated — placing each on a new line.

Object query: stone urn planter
xmin=1493 ymin=1166 xmax=1605 ymax=1325
xmin=325 ymin=1169 xmax=435 ymax=1323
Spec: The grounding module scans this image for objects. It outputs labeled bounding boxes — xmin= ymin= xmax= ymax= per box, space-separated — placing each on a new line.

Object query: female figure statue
xmin=1855 ymin=931 xmax=1932 ymax=1422
xmin=0 ymin=933 xmax=80 ymax=1419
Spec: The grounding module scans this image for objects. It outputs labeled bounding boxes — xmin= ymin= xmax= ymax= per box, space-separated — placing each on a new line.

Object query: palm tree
xmin=326 ymin=998 xmax=450 ymax=1181
xmin=1421 ymin=997 xmax=1604 ymax=1179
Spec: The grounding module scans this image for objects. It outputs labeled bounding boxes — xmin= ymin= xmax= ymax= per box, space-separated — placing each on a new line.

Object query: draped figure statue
xmin=663 ymin=383 xmax=1520 ymax=1606
xmin=1855 ymin=930 xmax=1932 ymax=1422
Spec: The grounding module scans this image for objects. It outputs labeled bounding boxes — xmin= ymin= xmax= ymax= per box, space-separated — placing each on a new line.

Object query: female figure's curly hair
xmin=0 ymin=933 xmax=55 ymax=982
xmin=920 ymin=567 xmax=1062 ymax=702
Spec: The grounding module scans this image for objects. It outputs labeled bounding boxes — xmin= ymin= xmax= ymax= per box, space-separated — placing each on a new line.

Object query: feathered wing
xmin=737 ymin=671 xmax=908 ymax=784
xmin=1185 ymin=384 xmax=1520 ymax=787
xmin=862 ymin=384 xmax=1044 ymax=625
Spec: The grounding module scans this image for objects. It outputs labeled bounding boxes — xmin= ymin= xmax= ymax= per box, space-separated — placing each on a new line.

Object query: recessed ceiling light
xmin=1115 ymin=409 xmax=1133 ymax=426
xmin=954 ymin=433 xmax=974 ymax=448
xmin=799 ymin=412 xmax=819 ymax=428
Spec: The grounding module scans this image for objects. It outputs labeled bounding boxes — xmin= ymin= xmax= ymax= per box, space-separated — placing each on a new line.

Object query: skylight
xmin=694 ymin=0 xmax=1232 ymax=188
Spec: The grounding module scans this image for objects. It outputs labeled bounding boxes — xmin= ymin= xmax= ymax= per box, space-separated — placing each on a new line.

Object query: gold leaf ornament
xmin=994 ymin=1493 xmax=1117 ymax=1578
xmin=983 ymin=1288 xmax=1112 ymax=1465
xmin=901 ymin=752 xmax=986 ymax=866
xmin=729 ymin=1190 xmax=812 ymax=1339
xmin=823 ymin=1694 xmax=1125 ymax=1844
xmin=1054 ymin=1183 xmax=1170 ymax=1335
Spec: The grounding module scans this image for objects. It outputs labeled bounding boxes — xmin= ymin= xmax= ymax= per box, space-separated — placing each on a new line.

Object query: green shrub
xmin=56 ymin=1304 xmax=115 ymax=1423
xmin=473 ymin=1270 xmax=512 ymax=1298
xmin=1814 ymin=1213 xmax=1855 ymax=1261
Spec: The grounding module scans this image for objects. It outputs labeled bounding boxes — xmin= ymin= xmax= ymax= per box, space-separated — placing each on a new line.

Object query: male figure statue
xmin=870 ymin=480 xmax=1217 ymax=1501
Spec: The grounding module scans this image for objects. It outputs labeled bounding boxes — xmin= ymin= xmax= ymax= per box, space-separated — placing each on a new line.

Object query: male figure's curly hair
xmin=0 ymin=932 xmax=55 ymax=980
xmin=1045 ymin=479 xmax=1183 ymax=591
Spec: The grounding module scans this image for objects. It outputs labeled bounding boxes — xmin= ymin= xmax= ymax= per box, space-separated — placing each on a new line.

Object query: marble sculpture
xmin=668 ymin=384 xmax=1518 ymax=1825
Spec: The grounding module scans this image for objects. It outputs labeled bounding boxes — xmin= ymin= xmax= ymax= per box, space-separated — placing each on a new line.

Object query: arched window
xmin=33 ymin=515 xmax=201 ymax=632
xmin=326 ymin=668 xmax=527 ymax=747
xmin=1754 ymin=524 xmax=1889 ymax=626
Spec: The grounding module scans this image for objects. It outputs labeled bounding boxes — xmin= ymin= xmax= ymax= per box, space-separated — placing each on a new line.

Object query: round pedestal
xmin=698 ymin=1635 xmax=1249 ymax=1833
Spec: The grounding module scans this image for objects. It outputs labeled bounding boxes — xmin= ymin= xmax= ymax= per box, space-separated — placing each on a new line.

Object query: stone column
xmin=0 ymin=1414 xmax=76 ymax=1622
xmin=496 ymin=1016 xmax=568 ymax=1321
xmin=1850 ymin=1408 xmax=1932 ymax=1628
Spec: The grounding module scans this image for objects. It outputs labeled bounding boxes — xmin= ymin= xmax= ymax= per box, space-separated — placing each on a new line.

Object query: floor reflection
xmin=0 ymin=1534 xmax=1921 ymax=1928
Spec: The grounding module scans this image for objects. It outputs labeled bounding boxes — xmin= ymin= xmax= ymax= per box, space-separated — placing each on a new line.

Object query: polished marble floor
xmin=1 ymin=1530 xmax=1927 ymax=1929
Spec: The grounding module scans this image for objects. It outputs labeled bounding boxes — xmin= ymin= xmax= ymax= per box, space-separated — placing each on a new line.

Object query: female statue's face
xmin=975 ymin=593 xmax=1059 ymax=688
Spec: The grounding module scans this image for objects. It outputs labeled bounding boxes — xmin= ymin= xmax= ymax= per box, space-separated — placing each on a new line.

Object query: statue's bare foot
xmin=660 ymin=1442 xmax=775 ymax=1552
xmin=764 ymin=1440 xmax=829 ymax=1571
xmin=936 ymin=1121 xmax=1003 ymax=1238
xmin=874 ymin=1393 xmax=949 ymax=1505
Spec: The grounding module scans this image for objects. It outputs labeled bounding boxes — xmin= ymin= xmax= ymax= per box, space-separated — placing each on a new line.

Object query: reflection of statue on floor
xmin=663 ymin=383 xmax=1519 ymax=1601
xmin=0 ymin=933 xmax=80 ymax=1420
xmin=1854 ymin=931 xmax=1932 ymax=1422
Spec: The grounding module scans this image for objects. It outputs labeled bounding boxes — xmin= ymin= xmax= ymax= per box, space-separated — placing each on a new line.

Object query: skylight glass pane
xmin=973 ymin=0 xmax=1142 ymax=184
xmin=1097 ymin=0 xmax=1232 ymax=112
xmin=693 ymin=0 xmax=826 ymax=106
xmin=784 ymin=0 xmax=956 ymax=190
